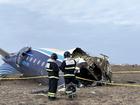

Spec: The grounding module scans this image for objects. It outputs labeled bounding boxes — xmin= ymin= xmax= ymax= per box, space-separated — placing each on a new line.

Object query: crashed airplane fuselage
xmin=0 ymin=47 xmax=112 ymax=86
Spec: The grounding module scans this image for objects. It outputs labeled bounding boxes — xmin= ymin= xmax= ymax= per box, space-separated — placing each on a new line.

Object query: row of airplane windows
xmin=26 ymin=56 xmax=47 ymax=67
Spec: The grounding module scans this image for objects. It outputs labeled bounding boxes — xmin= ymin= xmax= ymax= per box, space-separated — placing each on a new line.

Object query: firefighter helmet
xmin=64 ymin=51 xmax=71 ymax=58
xmin=51 ymin=53 xmax=58 ymax=60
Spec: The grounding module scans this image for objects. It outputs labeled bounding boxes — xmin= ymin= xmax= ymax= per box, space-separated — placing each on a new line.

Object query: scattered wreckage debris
xmin=126 ymin=81 xmax=137 ymax=84
xmin=31 ymin=88 xmax=48 ymax=94
xmin=71 ymin=48 xmax=112 ymax=86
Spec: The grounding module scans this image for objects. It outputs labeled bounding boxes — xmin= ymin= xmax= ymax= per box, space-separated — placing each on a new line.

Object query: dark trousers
xmin=64 ymin=76 xmax=76 ymax=85
xmin=64 ymin=76 xmax=77 ymax=93
xmin=48 ymin=78 xmax=58 ymax=97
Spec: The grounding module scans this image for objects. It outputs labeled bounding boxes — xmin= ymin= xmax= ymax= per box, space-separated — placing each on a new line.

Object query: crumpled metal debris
xmin=71 ymin=48 xmax=112 ymax=86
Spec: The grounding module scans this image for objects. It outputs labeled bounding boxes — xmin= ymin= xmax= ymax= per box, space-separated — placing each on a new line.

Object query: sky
xmin=0 ymin=0 xmax=140 ymax=64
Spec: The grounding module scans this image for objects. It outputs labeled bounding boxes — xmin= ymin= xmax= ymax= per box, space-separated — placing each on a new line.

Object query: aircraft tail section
xmin=0 ymin=48 xmax=10 ymax=57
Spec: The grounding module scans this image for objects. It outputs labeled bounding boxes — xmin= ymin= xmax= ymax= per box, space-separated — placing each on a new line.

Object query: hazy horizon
xmin=0 ymin=0 xmax=140 ymax=64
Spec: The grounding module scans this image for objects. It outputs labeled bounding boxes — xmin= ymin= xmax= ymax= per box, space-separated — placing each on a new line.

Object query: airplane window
xmin=26 ymin=56 xmax=29 ymax=61
xmin=33 ymin=58 xmax=37 ymax=63
xmin=32 ymin=58 xmax=34 ymax=62
xmin=37 ymin=60 xmax=41 ymax=65
xmin=30 ymin=57 xmax=33 ymax=62
xmin=41 ymin=62 xmax=45 ymax=67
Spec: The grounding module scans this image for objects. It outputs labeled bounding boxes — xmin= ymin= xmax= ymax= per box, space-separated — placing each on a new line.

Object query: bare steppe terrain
xmin=0 ymin=65 xmax=140 ymax=105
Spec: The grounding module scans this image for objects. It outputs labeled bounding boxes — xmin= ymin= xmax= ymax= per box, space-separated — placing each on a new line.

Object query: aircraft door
xmin=16 ymin=47 xmax=31 ymax=66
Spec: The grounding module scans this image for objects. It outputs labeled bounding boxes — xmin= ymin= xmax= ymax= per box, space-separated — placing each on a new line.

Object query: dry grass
xmin=0 ymin=65 xmax=140 ymax=105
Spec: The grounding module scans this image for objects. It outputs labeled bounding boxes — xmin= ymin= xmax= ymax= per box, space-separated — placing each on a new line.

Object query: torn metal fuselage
xmin=0 ymin=47 xmax=112 ymax=87
xmin=71 ymin=48 xmax=112 ymax=86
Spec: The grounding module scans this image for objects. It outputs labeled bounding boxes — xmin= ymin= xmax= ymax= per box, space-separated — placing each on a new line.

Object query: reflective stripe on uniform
xmin=48 ymin=76 xmax=59 ymax=79
xmin=64 ymin=74 xmax=75 ymax=77
xmin=75 ymin=67 xmax=80 ymax=70
xmin=48 ymin=92 xmax=56 ymax=97
xmin=66 ymin=90 xmax=73 ymax=94
xmin=65 ymin=67 xmax=75 ymax=70
xmin=46 ymin=69 xmax=53 ymax=72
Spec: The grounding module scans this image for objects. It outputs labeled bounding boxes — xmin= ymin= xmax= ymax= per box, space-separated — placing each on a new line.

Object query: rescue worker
xmin=60 ymin=51 xmax=78 ymax=97
xmin=46 ymin=53 xmax=59 ymax=101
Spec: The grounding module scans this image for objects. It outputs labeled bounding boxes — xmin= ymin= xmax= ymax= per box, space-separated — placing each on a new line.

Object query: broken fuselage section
xmin=0 ymin=47 xmax=112 ymax=86
xmin=71 ymin=48 xmax=112 ymax=86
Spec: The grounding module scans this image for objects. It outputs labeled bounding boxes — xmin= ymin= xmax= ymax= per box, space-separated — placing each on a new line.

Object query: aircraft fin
xmin=0 ymin=48 xmax=10 ymax=57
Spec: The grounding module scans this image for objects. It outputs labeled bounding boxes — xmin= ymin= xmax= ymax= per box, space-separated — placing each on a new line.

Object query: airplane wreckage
xmin=0 ymin=47 xmax=112 ymax=87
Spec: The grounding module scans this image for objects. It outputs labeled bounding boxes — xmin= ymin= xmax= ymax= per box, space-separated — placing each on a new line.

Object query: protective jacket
xmin=60 ymin=58 xmax=76 ymax=77
xmin=60 ymin=57 xmax=77 ymax=95
xmin=46 ymin=58 xmax=59 ymax=99
xmin=46 ymin=59 xmax=59 ymax=79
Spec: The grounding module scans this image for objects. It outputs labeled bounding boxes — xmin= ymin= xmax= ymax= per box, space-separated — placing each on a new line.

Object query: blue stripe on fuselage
xmin=36 ymin=49 xmax=64 ymax=61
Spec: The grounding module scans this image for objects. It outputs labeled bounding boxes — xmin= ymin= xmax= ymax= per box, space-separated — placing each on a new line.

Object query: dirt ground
xmin=0 ymin=65 xmax=140 ymax=105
